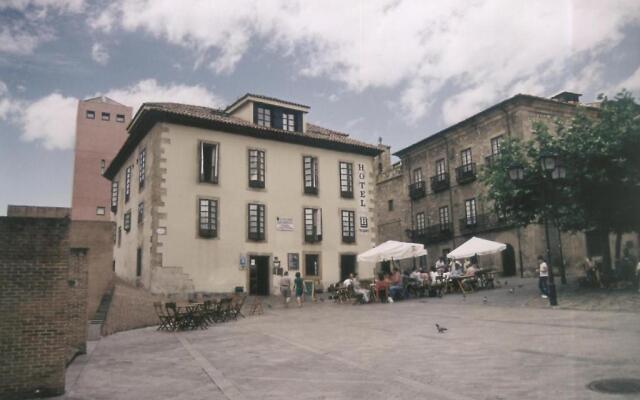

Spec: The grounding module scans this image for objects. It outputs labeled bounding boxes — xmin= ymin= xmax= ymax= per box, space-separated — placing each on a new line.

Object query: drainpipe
xmin=443 ymin=135 xmax=456 ymax=249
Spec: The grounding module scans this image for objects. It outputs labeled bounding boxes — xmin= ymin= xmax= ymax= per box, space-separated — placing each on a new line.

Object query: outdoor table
xmin=475 ymin=269 xmax=495 ymax=289
xmin=178 ymin=303 xmax=205 ymax=329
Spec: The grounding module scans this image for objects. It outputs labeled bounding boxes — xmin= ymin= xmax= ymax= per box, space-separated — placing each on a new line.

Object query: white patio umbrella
xmin=357 ymin=240 xmax=427 ymax=263
xmin=447 ymin=236 xmax=506 ymax=260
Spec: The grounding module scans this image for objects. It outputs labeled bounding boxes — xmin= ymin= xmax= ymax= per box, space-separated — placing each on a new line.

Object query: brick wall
xmin=102 ymin=279 xmax=167 ymax=335
xmin=0 ymin=217 xmax=87 ymax=400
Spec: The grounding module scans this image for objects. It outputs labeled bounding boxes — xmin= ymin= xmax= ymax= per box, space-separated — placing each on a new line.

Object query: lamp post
xmin=508 ymin=154 xmax=566 ymax=306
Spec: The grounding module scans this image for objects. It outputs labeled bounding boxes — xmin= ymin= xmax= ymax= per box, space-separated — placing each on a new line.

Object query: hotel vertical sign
xmin=357 ymin=163 xmax=368 ymax=232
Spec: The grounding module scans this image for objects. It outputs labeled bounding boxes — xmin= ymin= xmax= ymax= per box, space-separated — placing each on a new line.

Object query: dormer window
xmin=282 ymin=112 xmax=295 ymax=131
xmin=257 ymin=107 xmax=271 ymax=127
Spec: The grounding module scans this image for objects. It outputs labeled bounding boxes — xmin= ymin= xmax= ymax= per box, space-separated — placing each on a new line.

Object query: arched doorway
xmin=502 ymin=244 xmax=516 ymax=276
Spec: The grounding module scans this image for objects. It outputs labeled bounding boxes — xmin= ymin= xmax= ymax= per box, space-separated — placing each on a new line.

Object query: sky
xmin=1 ymin=0 xmax=640 ymax=214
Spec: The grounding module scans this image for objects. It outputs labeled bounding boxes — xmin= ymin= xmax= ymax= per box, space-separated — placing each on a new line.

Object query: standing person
xmin=293 ymin=272 xmax=304 ymax=307
xmin=280 ymin=271 xmax=291 ymax=307
xmin=537 ymin=256 xmax=549 ymax=299
xmin=435 ymin=257 xmax=446 ymax=273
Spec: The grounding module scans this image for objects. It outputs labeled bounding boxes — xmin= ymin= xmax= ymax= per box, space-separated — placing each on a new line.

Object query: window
xmin=303 ymin=156 xmax=319 ymax=194
xmin=282 ymin=112 xmax=295 ymax=131
xmin=86 ymin=110 xmax=95 ymax=119
xmin=117 ymin=226 xmax=122 ymax=247
xmin=339 ymin=162 xmax=353 ymax=198
xmin=101 ymin=112 xmax=110 ymax=121
xmin=198 ymin=199 xmax=218 ymax=238
xmin=138 ymin=148 xmax=146 ymax=190
xmin=413 ymin=168 xmax=423 ymax=183
xmin=416 ymin=212 xmax=426 ymax=233
xmin=304 ymin=208 xmax=322 ymax=242
xmin=378 ymin=162 xmax=383 ymax=174
xmin=116 ymin=114 xmax=125 ymax=123
xmin=248 ymin=149 xmax=265 ymax=188
xmin=257 ymin=107 xmax=271 ymax=127
xmin=136 ymin=247 xmax=142 ymax=277
xmin=124 ymin=166 xmax=132 ymax=203
xmin=96 ymin=206 xmax=106 ymax=216
xmin=138 ymin=202 xmax=144 ymax=224
xmin=491 ymin=135 xmax=504 ymax=155
xmin=388 ymin=199 xmax=394 ymax=211
xmin=465 ymin=198 xmax=477 ymax=225
xmin=439 ymin=206 xmax=450 ymax=228
xmin=461 ymin=148 xmax=472 ymax=166
xmin=199 ymin=142 xmax=218 ymax=184
xmin=100 ymin=159 xmax=106 ymax=174
xmin=111 ymin=181 xmax=119 ymax=212
xmin=248 ymin=203 xmax=265 ymax=241
xmin=341 ymin=210 xmax=355 ymax=243
xmin=124 ymin=210 xmax=131 ymax=232
xmin=435 ymin=159 xmax=446 ymax=176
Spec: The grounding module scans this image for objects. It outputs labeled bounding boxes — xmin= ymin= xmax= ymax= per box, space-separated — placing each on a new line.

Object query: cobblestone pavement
xmin=58 ymin=278 xmax=640 ymax=400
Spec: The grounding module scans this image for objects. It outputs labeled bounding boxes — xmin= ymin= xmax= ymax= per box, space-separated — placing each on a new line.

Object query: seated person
xmin=461 ymin=263 xmax=478 ymax=290
xmin=435 ymin=257 xmax=447 ymax=273
xmin=450 ymin=260 xmax=463 ymax=277
xmin=343 ymin=273 xmax=354 ymax=289
xmin=389 ymin=267 xmax=408 ymax=300
xmin=420 ymin=268 xmax=431 ymax=284
xmin=352 ymin=273 xmax=370 ymax=303
xmin=374 ymin=272 xmax=389 ymax=302
xmin=410 ymin=268 xmax=422 ymax=282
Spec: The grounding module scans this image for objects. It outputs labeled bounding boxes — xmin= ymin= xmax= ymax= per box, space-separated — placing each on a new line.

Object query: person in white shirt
xmin=351 ymin=273 xmax=370 ymax=303
xmin=343 ymin=274 xmax=354 ymax=289
xmin=537 ymin=256 xmax=549 ymax=298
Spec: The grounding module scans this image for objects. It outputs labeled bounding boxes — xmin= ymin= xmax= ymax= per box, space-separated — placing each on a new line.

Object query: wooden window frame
xmin=124 ymin=166 xmax=132 ymax=203
xmin=303 ymin=156 xmax=319 ymax=195
xmin=248 ymin=149 xmax=266 ymax=189
xmin=138 ymin=202 xmax=144 ymax=225
xmin=86 ymin=110 xmax=95 ymax=119
xmin=341 ymin=210 xmax=356 ymax=243
xmin=138 ymin=148 xmax=146 ymax=190
xmin=116 ymin=114 xmax=125 ymax=123
xmin=101 ymin=112 xmax=110 ymax=121
xmin=439 ymin=206 xmax=450 ymax=226
xmin=413 ymin=168 xmax=423 ymax=183
xmin=461 ymin=148 xmax=472 ymax=166
xmin=124 ymin=210 xmax=131 ymax=232
xmin=198 ymin=141 xmax=219 ymax=184
xmin=248 ymin=203 xmax=266 ymax=241
xmin=465 ymin=198 xmax=477 ymax=225
xmin=282 ymin=112 xmax=295 ymax=131
xmin=491 ymin=135 xmax=504 ymax=156
xmin=111 ymin=180 xmax=119 ymax=213
xmin=416 ymin=212 xmax=426 ymax=232
xmin=304 ymin=207 xmax=322 ymax=243
xmin=256 ymin=106 xmax=272 ymax=127
xmin=339 ymin=161 xmax=353 ymax=198
xmin=198 ymin=198 xmax=219 ymax=238
xmin=303 ymin=252 xmax=321 ymax=278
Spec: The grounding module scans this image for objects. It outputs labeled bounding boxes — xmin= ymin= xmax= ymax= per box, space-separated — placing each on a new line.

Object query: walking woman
xmin=293 ymin=272 xmax=304 ymax=307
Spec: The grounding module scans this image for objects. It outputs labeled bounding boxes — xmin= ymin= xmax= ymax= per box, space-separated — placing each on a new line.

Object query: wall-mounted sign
xmin=276 ymin=217 xmax=294 ymax=231
xmin=239 ymin=255 xmax=247 ymax=269
xmin=156 ymin=227 xmax=167 ymax=235
xmin=357 ymin=162 xmax=369 ymax=233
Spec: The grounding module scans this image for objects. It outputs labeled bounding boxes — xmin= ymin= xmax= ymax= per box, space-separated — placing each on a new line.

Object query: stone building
xmin=377 ymin=92 xmax=638 ymax=277
xmin=104 ymin=94 xmax=381 ymax=295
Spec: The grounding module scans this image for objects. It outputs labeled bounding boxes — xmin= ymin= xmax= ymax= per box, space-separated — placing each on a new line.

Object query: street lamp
xmin=508 ymin=156 xmax=566 ymax=306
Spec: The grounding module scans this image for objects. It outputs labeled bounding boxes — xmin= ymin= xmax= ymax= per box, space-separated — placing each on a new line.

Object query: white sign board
xmin=276 ymin=217 xmax=294 ymax=231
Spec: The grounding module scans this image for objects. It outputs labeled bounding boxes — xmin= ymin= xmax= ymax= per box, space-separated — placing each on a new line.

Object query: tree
xmin=482 ymin=90 xmax=640 ymax=274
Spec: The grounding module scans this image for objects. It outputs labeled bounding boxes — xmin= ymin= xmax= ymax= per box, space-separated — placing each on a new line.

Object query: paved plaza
xmin=60 ymin=279 xmax=640 ymax=400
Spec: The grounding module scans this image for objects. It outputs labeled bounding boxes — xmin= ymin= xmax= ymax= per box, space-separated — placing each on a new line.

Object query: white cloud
xmin=101 ymin=79 xmax=224 ymax=114
xmin=20 ymin=93 xmax=77 ymax=150
xmin=91 ymin=0 xmax=640 ymax=123
xmin=613 ymin=65 xmax=640 ymax=94
xmin=0 ymin=0 xmax=84 ymax=54
xmin=91 ymin=42 xmax=110 ymax=65
xmin=5 ymin=79 xmax=224 ymax=150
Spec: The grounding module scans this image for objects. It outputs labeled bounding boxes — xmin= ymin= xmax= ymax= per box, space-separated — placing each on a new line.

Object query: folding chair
xmin=154 ymin=302 xmax=173 ymax=331
xmin=248 ymin=297 xmax=264 ymax=315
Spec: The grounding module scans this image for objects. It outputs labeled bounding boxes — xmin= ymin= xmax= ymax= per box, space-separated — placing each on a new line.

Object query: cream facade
xmin=107 ymin=95 xmax=380 ymax=295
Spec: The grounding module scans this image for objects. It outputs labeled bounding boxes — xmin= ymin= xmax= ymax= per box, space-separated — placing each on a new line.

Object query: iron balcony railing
xmin=430 ymin=172 xmax=450 ymax=193
xmin=408 ymin=181 xmax=426 ymax=200
xmin=459 ymin=213 xmax=512 ymax=235
xmin=456 ymin=163 xmax=477 ymax=184
xmin=412 ymin=223 xmax=453 ymax=244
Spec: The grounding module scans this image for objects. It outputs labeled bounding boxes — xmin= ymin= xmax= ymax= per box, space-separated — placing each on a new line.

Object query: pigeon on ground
xmin=509 ymin=288 xmax=515 ymax=294
xmin=517 ymin=284 xmax=523 ymax=288
xmin=435 ymin=323 xmax=448 ymax=333
xmin=505 ymin=281 xmax=508 ymax=286
xmin=482 ymin=296 xmax=488 ymax=304
xmin=266 ymin=303 xmax=272 ymax=308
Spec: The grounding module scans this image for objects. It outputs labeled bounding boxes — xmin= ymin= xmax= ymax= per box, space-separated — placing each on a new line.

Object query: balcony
xmin=304 ymin=186 xmax=318 ymax=195
xmin=459 ymin=213 xmax=513 ymax=235
xmin=305 ymin=228 xmax=322 ymax=243
xmin=408 ymin=181 xmax=426 ymax=200
xmin=430 ymin=172 xmax=450 ymax=193
xmin=249 ymin=179 xmax=265 ymax=189
xmin=456 ymin=163 xmax=477 ymax=184
xmin=413 ymin=223 xmax=454 ymax=244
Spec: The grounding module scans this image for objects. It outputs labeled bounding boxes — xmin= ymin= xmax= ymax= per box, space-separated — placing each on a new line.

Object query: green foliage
xmin=482 ymin=90 xmax=640 ymax=235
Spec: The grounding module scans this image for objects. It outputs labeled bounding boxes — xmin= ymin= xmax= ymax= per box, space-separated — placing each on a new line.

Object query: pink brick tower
xmin=71 ymin=97 xmax=132 ymax=221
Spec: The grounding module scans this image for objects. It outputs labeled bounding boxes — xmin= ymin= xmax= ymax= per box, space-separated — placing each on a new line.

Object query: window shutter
xmin=199 ymin=142 xmax=204 ymax=181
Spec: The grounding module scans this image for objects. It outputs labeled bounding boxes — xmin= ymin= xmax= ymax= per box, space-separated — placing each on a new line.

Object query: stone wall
xmin=0 ymin=217 xmax=87 ymax=400
xmin=102 ymin=279 xmax=167 ymax=335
